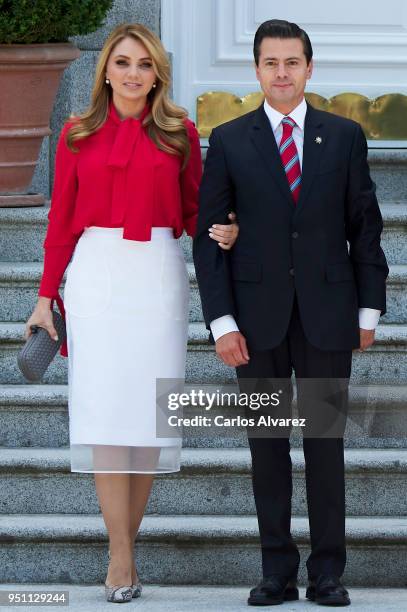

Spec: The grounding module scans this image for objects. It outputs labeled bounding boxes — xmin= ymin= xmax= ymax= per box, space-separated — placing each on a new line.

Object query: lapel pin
xmin=315 ymin=136 xmax=322 ymax=144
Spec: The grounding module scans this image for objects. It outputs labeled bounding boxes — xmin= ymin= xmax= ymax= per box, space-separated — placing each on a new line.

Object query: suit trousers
xmin=236 ymin=291 xmax=353 ymax=580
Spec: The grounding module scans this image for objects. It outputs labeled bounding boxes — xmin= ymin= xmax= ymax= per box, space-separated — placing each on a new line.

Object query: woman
xmin=24 ymin=23 xmax=238 ymax=603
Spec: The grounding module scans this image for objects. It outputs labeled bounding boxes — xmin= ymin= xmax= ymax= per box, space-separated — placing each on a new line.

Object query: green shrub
xmin=0 ymin=0 xmax=114 ymax=43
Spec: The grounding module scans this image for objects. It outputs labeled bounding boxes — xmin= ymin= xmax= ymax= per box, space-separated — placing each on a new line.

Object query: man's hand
xmin=356 ymin=328 xmax=375 ymax=352
xmin=215 ymin=331 xmax=249 ymax=367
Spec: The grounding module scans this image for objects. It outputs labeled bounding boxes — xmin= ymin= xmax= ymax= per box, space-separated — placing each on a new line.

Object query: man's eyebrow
xmin=262 ymin=56 xmax=302 ymax=61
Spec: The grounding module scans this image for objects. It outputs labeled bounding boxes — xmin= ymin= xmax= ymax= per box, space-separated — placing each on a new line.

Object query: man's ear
xmin=306 ymin=58 xmax=314 ymax=80
xmin=254 ymin=61 xmax=260 ymax=81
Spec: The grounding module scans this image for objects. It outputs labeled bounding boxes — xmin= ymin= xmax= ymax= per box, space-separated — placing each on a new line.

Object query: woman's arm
xmin=38 ymin=122 xmax=82 ymax=298
xmin=180 ymin=118 xmax=202 ymax=238
xmin=181 ymin=119 xmax=239 ymax=248
xmin=26 ymin=122 xmax=81 ymax=348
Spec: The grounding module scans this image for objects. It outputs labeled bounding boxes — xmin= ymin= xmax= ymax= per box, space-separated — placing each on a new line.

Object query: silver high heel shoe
xmin=105 ymin=549 xmax=133 ymax=603
xmin=131 ymin=578 xmax=143 ymax=599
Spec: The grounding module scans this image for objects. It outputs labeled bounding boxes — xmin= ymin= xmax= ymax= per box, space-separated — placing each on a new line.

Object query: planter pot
xmin=0 ymin=43 xmax=81 ymax=207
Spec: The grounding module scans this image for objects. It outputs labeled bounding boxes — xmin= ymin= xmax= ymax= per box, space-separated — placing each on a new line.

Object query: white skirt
xmin=63 ymin=226 xmax=189 ymax=473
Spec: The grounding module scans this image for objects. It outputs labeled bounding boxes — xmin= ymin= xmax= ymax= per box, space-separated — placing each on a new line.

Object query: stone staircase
xmin=0 ymin=148 xmax=406 ymax=588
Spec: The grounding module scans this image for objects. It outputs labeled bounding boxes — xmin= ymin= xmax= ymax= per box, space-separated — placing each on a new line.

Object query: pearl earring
xmin=105 ymin=78 xmax=110 ymax=84
xmin=152 ymin=83 xmax=156 ymax=88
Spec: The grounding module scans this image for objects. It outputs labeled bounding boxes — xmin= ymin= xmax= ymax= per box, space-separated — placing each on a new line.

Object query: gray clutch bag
xmin=17 ymin=310 xmax=67 ymax=382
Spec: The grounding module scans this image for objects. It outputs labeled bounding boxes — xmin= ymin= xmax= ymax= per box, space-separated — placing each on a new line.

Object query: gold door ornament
xmin=196 ymin=91 xmax=407 ymax=140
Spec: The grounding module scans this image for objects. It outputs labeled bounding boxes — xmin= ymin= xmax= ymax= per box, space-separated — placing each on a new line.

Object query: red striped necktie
xmin=279 ymin=116 xmax=301 ymax=205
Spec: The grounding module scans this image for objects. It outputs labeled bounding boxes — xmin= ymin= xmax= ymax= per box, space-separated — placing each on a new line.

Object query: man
xmin=193 ymin=19 xmax=388 ymax=607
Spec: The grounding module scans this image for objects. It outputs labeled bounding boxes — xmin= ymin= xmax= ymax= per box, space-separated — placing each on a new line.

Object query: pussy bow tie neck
xmin=106 ymin=99 xmax=155 ymax=240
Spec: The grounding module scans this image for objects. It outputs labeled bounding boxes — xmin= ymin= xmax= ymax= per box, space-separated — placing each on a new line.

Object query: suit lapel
xmin=295 ymin=103 xmax=326 ymax=213
xmin=249 ymin=102 xmax=326 ymax=213
xmin=250 ymin=104 xmax=293 ymax=203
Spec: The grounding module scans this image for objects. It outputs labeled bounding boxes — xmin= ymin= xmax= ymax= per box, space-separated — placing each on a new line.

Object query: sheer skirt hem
xmin=70 ymin=443 xmax=181 ymax=474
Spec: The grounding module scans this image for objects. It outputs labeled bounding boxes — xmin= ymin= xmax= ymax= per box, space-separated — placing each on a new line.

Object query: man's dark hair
xmin=253 ymin=19 xmax=313 ymax=66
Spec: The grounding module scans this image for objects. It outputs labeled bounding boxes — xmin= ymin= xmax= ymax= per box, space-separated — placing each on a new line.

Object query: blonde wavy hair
xmin=65 ymin=23 xmax=191 ymax=168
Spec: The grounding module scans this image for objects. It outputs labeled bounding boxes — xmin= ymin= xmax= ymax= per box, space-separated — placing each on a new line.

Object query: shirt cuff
xmin=211 ymin=310 xmax=381 ymax=338
xmin=210 ymin=314 xmax=239 ymax=342
xmin=359 ymin=308 xmax=381 ymax=330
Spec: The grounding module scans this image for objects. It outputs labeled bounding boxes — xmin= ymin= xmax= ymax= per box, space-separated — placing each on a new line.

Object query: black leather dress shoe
xmin=306 ymin=575 xmax=350 ymax=606
xmin=248 ymin=574 xmax=299 ymax=606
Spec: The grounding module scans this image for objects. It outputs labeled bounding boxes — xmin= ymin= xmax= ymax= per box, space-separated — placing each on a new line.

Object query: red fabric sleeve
xmin=38 ymin=245 xmax=76 ymax=298
xmin=38 ymin=122 xmax=82 ymax=298
xmin=180 ymin=118 xmax=202 ymax=238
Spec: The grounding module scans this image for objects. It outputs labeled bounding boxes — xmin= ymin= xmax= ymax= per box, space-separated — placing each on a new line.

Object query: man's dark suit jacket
xmin=192 ymin=102 xmax=389 ymax=352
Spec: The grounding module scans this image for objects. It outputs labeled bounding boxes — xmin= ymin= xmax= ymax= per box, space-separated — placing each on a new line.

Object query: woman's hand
xmin=24 ymin=297 xmax=59 ymax=342
xmin=208 ymin=211 xmax=239 ymax=250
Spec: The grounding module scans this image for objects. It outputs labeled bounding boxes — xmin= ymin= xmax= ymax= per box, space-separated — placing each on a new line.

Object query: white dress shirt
xmin=209 ymin=98 xmax=381 ymax=342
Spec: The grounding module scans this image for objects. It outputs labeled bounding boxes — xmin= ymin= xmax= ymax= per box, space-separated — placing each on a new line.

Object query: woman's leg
xmin=127 ymin=449 xmax=160 ymax=581
xmin=129 ymin=474 xmax=155 ymax=581
xmin=94 ymin=447 xmax=160 ymax=584
xmin=94 ymin=471 xmax=133 ymax=586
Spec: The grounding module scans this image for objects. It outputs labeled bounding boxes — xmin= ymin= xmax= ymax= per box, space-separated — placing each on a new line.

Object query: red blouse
xmin=38 ymin=99 xmax=202 ymax=300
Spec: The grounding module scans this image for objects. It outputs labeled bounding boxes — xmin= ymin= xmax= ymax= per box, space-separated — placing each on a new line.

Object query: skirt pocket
xmin=63 ymin=236 xmax=112 ymax=318
xmin=160 ymin=241 xmax=190 ymax=321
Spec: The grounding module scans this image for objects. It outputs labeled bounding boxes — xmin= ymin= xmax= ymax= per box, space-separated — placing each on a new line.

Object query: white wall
xmin=162 ymin=0 xmax=407 ymax=121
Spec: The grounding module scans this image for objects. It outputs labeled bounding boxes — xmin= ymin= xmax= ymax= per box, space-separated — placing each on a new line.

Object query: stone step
xmin=1 ymin=262 xmax=406 ymax=324
xmin=189 ymin=263 xmax=407 ymax=323
xmin=186 ymin=322 xmax=407 ymax=385
xmin=185 ymin=202 xmax=407 ymax=266
xmin=365 ymin=149 xmax=407 ymax=202
xmin=0 ymin=447 xmax=405 ymax=517
xmin=0 ymin=513 xmax=405 ymax=586
xmin=0 ymin=383 xmax=405 ymax=449
xmin=199 ymin=147 xmax=407 ymax=206
xmin=0 ymin=584 xmax=404 ymax=611
xmin=0 ymin=321 xmax=406 ymax=385
xmin=0 ymin=202 xmax=406 ymax=265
